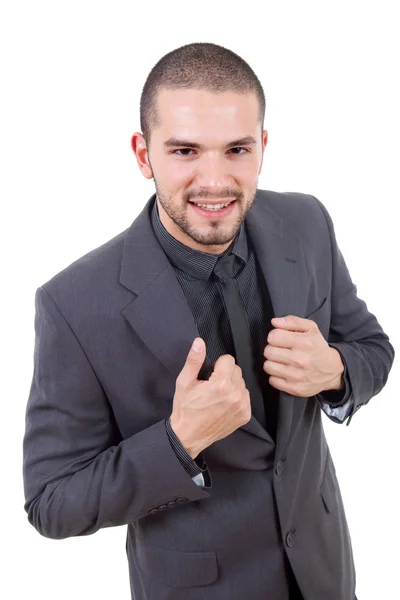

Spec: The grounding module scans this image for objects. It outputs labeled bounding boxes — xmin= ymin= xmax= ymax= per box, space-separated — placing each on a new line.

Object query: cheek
xmin=232 ymin=163 xmax=260 ymax=190
xmin=160 ymin=161 xmax=194 ymax=190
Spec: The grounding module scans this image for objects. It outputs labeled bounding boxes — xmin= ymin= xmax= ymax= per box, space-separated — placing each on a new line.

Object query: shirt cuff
xmin=165 ymin=417 xmax=211 ymax=486
xmin=317 ymin=395 xmax=354 ymax=424
xmin=191 ymin=472 xmax=205 ymax=486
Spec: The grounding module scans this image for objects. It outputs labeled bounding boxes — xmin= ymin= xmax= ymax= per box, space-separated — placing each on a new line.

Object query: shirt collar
xmin=150 ymin=195 xmax=249 ymax=280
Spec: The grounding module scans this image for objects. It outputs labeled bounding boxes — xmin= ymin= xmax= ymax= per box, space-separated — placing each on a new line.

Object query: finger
xmin=271 ymin=315 xmax=318 ymax=333
xmin=264 ymin=360 xmax=304 ymax=383
xmin=213 ymin=354 xmax=236 ymax=380
xmin=231 ymin=364 xmax=246 ymax=390
xmin=267 ymin=328 xmax=296 ymax=349
xmin=263 ymin=359 xmax=287 ymax=378
xmin=269 ymin=375 xmax=305 ymax=397
xmin=263 ymin=344 xmax=292 ymax=364
xmin=268 ymin=375 xmax=289 ymax=392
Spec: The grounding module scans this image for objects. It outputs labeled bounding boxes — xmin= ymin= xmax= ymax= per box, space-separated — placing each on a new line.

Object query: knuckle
xmin=230 ymin=388 xmax=241 ymax=405
xmin=234 ymin=388 xmax=243 ymax=403
xmin=294 ymin=372 xmax=306 ymax=383
xmin=219 ymin=378 xmax=228 ymax=392
xmin=293 ymin=356 xmax=305 ymax=369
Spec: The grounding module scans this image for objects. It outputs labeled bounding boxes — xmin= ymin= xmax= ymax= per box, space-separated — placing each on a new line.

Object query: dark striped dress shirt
xmin=150 ymin=197 xmax=351 ymax=488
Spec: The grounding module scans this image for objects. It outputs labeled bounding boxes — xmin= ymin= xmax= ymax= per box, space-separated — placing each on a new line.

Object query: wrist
xmin=326 ymin=348 xmax=345 ymax=391
xmin=169 ymin=415 xmax=201 ymax=459
xmin=330 ymin=372 xmax=345 ymax=391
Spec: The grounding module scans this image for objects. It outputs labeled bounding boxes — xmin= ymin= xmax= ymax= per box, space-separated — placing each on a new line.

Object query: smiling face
xmin=132 ymin=88 xmax=268 ymax=254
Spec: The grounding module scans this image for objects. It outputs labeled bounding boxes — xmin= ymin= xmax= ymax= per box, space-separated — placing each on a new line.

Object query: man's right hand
xmin=170 ymin=337 xmax=252 ymax=458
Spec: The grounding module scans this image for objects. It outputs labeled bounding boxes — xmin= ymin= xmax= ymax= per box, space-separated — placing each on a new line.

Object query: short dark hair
xmin=139 ymin=42 xmax=266 ymax=146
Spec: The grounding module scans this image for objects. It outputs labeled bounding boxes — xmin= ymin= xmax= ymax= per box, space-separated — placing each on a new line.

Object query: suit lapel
xmin=245 ymin=206 xmax=308 ymax=452
xmin=120 ymin=191 xmax=308 ymax=453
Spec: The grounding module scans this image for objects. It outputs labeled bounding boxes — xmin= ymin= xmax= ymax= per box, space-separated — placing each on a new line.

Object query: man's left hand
xmin=263 ymin=315 xmax=344 ymax=397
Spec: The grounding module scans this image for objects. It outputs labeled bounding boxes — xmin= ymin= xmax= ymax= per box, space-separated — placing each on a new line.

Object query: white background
xmin=1 ymin=1 xmax=399 ymax=598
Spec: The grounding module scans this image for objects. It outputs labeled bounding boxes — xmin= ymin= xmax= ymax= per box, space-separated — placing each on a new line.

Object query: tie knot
xmin=213 ymin=253 xmax=236 ymax=281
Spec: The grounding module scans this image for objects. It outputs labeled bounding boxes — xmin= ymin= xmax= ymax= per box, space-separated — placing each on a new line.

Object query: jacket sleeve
xmin=23 ymin=286 xmax=211 ymax=540
xmin=310 ymin=195 xmax=395 ymax=425
xmin=317 ymin=348 xmax=354 ymax=423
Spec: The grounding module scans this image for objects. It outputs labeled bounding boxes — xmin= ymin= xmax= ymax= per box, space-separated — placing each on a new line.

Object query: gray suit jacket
xmin=23 ymin=189 xmax=395 ymax=600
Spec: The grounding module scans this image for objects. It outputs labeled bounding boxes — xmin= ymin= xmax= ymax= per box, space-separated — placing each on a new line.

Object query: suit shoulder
xmin=256 ymin=188 xmax=329 ymax=233
xmin=40 ymin=227 xmax=130 ymax=301
xmin=257 ymin=188 xmax=325 ymax=217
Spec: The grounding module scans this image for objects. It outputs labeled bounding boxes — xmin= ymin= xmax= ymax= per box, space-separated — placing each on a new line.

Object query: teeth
xmin=193 ymin=202 xmax=231 ymax=210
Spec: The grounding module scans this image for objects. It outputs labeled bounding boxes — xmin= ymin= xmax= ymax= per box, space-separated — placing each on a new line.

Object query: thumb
xmin=189 ymin=337 xmax=205 ymax=359
xmin=180 ymin=337 xmax=206 ymax=382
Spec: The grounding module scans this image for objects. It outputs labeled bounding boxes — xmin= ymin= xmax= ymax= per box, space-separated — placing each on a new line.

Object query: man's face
xmin=132 ymin=88 xmax=268 ymax=254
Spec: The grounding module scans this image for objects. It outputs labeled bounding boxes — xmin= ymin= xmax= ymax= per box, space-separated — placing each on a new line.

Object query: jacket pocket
xmin=305 ymin=296 xmax=330 ymax=339
xmin=136 ymin=539 xmax=218 ymax=587
xmin=320 ymin=450 xmax=337 ymax=514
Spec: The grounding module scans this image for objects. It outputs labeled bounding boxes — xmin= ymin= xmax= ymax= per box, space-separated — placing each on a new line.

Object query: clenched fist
xmin=170 ymin=338 xmax=252 ymax=458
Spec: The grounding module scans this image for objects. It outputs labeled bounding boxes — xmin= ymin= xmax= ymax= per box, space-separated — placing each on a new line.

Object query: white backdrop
xmin=1 ymin=1 xmax=399 ymax=599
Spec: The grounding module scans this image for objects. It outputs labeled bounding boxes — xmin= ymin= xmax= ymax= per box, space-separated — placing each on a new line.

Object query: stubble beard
xmin=153 ymin=179 xmax=258 ymax=249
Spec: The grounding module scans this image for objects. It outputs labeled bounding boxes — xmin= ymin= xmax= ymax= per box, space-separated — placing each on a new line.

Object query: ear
xmin=131 ymin=132 xmax=153 ymax=179
xmin=258 ymin=129 xmax=268 ymax=175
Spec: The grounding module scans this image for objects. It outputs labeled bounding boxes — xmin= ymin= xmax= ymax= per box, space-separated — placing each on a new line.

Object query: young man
xmin=23 ymin=42 xmax=395 ymax=600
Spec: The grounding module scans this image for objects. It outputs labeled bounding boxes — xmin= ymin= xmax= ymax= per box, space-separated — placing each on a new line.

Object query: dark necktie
xmin=213 ymin=253 xmax=266 ymax=428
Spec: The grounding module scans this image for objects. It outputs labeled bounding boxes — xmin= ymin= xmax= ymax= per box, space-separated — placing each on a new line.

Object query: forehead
xmin=154 ymin=88 xmax=260 ymax=137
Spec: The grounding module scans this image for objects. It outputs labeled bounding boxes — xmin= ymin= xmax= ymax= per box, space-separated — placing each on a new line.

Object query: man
xmin=23 ymin=42 xmax=395 ymax=600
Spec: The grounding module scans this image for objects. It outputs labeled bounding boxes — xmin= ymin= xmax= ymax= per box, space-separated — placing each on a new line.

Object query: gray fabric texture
xmin=23 ymin=189 xmax=395 ymax=600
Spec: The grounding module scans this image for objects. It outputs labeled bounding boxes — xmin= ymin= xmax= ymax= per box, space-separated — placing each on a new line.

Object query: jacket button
xmin=167 ymin=501 xmax=176 ymax=507
xmin=275 ymin=460 xmax=283 ymax=475
xmin=286 ymin=532 xmax=295 ymax=547
xmin=158 ymin=504 xmax=168 ymax=511
xmin=176 ymin=497 xmax=189 ymax=504
xmin=148 ymin=508 xmax=159 ymax=515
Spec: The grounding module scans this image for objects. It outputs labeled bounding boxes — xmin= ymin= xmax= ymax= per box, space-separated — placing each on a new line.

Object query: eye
xmin=172 ymin=147 xmax=249 ymax=156
xmin=228 ymin=147 xmax=249 ymax=155
xmin=173 ymin=149 xmax=195 ymax=156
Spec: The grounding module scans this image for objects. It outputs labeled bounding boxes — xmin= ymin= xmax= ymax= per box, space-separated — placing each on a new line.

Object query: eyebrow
xmin=163 ymin=136 xmax=257 ymax=149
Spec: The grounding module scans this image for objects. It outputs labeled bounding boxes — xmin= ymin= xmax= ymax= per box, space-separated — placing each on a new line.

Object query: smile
xmin=189 ymin=200 xmax=237 ymax=218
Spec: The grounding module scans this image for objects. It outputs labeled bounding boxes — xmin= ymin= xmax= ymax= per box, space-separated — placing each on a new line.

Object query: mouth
xmin=188 ymin=199 xmax=237 ymax=218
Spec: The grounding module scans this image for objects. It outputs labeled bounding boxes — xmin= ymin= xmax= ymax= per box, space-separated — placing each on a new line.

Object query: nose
xmin=194 ymin=154 xmax=232 ymax=194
